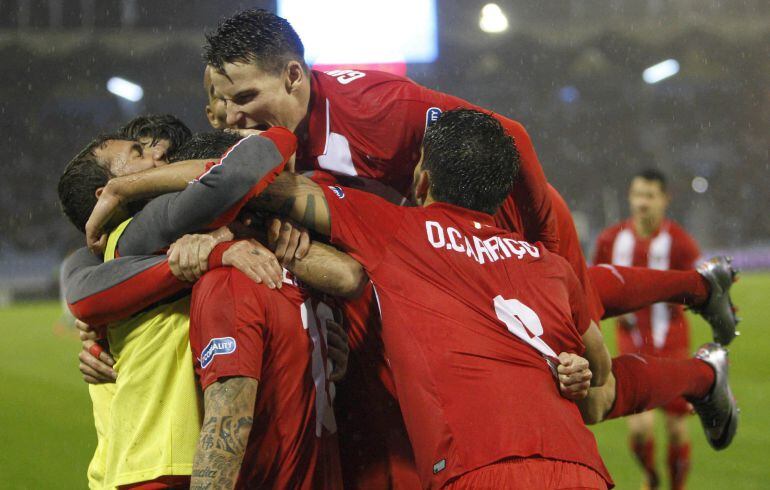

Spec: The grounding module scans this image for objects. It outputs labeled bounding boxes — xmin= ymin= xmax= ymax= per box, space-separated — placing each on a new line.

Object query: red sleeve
xmin=320 ymin=184 xmax=404 ymax=272
xmin=206 ymin=127 xmax=298 ymax=229
xmin=67 ymin=242 xmax=240 ymax=326
xmin=68 ymin=259 xmax=189 ymax=326
xmin=392 ymin=83 xmax=557 ymax=252
xmin=189 ymin=268 xmax=266 ymax=390
xmin=564 ymin=261 xmax=593 ymax=337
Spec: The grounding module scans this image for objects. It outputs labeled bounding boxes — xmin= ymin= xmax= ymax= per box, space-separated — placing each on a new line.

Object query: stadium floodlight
xmin=692 ymin=176 xmax=709 ymax=193
xmin=479 ymin=3 xmax=509 ymax=33
xmin=642 ymin=59 xmax=680 ymax=84
xmin=107 ymin=77 xmax=144 ymax=102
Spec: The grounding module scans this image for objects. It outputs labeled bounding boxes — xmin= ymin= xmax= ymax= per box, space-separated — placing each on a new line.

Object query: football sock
xmin=668 ymin=442 xmax=691 ymax=490
xmin=631 ymin=437 xmax=659 ymax=488
xmin=606 ymin=354 xmax=714 ymax=419
xmin=588 ymin=265 xmax=709 ymax=319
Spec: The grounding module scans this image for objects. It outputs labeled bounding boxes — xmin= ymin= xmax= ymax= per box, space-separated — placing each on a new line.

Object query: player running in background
xmin=593 ymin=169 xmax=720 ymax=490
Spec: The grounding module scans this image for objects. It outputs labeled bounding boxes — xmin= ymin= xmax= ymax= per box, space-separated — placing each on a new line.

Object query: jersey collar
xmin=300 ymin=70 xmax=331 ymax=159
xmin=426 ymin=201 xmax=496 ymax=227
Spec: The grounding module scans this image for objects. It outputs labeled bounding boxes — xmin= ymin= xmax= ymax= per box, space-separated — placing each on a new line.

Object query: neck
xmin=633 ymin=215 xmax=662 ymax=238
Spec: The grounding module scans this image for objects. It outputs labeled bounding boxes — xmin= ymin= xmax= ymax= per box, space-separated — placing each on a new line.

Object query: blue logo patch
xmin=200 ymin=337 xmax=236 ymax=369
xmin=328 ymin=185 xmax=345 ymax=199
xmin=425 ymin=107 xmax=442 ymax=129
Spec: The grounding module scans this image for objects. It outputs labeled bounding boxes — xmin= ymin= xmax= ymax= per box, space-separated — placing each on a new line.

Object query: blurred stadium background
xmin=0 ymin=0 xmax=767 ymax=488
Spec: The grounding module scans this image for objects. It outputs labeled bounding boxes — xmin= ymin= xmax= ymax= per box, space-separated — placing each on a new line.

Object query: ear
xmin=285 ymin=61 xmax=305 ymax=93
xmin=414 ymin=170 xmax=430 ymax=204
xmin=95 ymin=187 xmax=104 ymax=199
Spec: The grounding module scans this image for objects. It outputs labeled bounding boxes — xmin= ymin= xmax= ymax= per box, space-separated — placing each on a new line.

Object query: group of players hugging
xmin=57 ymin=8 xmax=741 ymax=490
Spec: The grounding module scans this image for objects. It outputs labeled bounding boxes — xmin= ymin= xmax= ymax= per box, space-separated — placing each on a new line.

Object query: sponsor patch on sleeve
xmin=199 ymin=337 xmax=237 ymax=369
xmin=328 ymin=185 xmax=345 ymax=199
xmin=425 ymin=107 xmax=442 ymax=130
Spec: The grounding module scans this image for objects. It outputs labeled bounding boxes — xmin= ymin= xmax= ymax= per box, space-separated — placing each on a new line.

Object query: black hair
xmin=421 ymin=109 xmax=520 ymax=215
xmin=169 ymin=131 xmax=242 ymax=162
xmin=634 ymin=168 xmax=667 ymax=192
xmin=118 ymin=114 xmax=192 ymax=156
xmin=58 ymin=135 xmax=118 ymax=233
xmin=203 ymin=9 xmax=306 ymax=74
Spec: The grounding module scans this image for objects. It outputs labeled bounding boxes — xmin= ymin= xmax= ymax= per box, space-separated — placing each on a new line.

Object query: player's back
xmin=189 ymin=267 xmax=341 ymax=490
xmin=323 ymin=184 xmax=611 ymax=488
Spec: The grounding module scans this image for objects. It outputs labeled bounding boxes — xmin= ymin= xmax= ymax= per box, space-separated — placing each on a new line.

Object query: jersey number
xmin=325 ymin=69 xmax=366 ymax=85
xmin=301 ymin=299 xmax=338 ymax=436
xmin=493 ymin=295 xmax=558 ymax=358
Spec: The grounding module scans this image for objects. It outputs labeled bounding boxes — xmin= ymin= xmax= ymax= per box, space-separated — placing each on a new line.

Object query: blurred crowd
xmin=0 ymin=11 xmax=767 ymax=263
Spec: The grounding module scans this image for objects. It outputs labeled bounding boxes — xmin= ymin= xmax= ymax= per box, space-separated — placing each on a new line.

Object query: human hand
xmin=76 ymin=321 xmax=116 ymax=384
xmin=222 ymin=239 xmax=283 ymax=289
xmin=267 ymin=217 xmax=310 ymax=265
xmin=326 ymin=319 xmax=349 ymax=383
xmin=168 ymin=227 xmax=234 ymax=282
xmin=557 ymin=352 xmax=592 ymax=401
xmin=85 ymin=182 xmax=125 ymax=255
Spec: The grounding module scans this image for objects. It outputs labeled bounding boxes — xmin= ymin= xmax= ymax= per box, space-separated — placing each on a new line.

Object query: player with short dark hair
xmin=118 ymin=113 xmax=192 ymax=159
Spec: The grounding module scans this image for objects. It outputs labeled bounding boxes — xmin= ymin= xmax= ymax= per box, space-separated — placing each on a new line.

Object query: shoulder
xmin=596 ymin=221 xmax=626 ymax=243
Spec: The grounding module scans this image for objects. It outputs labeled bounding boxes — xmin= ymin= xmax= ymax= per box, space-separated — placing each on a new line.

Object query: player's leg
xmin=664 ymin=409 xmax=691 ymax=490
xmin=589 ymin=264 xmax=707 ymax=315
xmin=589 ymin=257 xmax=739 ymax=345
xmin=626 ymin=411 xmax=659 ymax=489
xmin=580 ymin=345 xmax=738 ymax=450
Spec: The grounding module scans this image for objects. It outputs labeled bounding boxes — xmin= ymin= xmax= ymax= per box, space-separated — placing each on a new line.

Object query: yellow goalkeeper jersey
xmin=87 ymin=219 xmax=201 ymax=489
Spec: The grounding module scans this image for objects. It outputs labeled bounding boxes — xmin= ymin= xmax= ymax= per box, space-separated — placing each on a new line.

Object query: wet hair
xmin=634 ymin=168 xmax=667 ymax=192
xmin=203 ymin=9 xmax=306 ymax=74
xmin=58 ymin=135 xmax=118 ymax=232
xmin=421 ymin=109 xmax=520 ymax=215
xmin=169 ymin=131 xmax=242 ymax=162
xmin=118 ymin=114 xmax=192 ymax=156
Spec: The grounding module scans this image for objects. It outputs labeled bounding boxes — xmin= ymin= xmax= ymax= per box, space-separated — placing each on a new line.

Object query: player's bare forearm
xmin=105 ymin=159 xmax=209 ymax=203
xmin=288 ymin=241 xmax=368 ymax=299
xmin=251 ymin=172 xmax=332 ymax=236
xmin=581 ymin=321 xmax=611 ymax=387
xmin=191 ymin=376 xmax=257 ymax=490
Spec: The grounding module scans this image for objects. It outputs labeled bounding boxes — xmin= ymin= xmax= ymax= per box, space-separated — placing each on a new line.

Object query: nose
xmin=226 ymin=105 xmax=242 ymax=127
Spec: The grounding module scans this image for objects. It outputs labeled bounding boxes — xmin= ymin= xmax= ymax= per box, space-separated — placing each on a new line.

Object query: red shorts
xmin=444 ymin=458 xmax=609 ymax=490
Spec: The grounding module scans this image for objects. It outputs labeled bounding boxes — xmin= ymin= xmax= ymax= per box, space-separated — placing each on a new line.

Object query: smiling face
xmin=209 ymin=60 xmax=310 ymax=132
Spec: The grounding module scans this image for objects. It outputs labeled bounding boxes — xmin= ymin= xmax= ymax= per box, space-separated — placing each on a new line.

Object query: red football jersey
xmin=593 ymin=219 xmax=701 ymax=355
xmin=495 ymin=183 xmax=607 ymax=323
xmin=296 ymin=69 xmax=558 ymax=252
xmin=319 ymin=184 xmax=611 ymax=489
xmin=189 ymin=268 xmax=342 ymax=490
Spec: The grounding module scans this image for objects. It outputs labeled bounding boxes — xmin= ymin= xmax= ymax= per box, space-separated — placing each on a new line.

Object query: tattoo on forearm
xmin=250 ymin=173 xmax=331 ymax=235
xmin=190 ymin=377 xmax=257 ymax=490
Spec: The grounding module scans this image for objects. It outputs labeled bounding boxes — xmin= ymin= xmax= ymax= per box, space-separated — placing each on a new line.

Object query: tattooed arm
xmin=191 ymin=376 xmax=258 ymax=490
xmin=250 ymin=172 xmax=332 ymax=236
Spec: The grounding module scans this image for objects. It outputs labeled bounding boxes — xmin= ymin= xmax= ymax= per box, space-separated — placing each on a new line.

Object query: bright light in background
xmin=642 ymin=59 xmax=680 ymax=84
xmin=278 ymin=0 xmax=437 ymax=64
xmin=479 ymin=3 xmax=509 ymax=33
xmin=106 ymin=77 xmax=143 ymax=102
xmin=692 ymin=176 xmax=709 ymax=193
